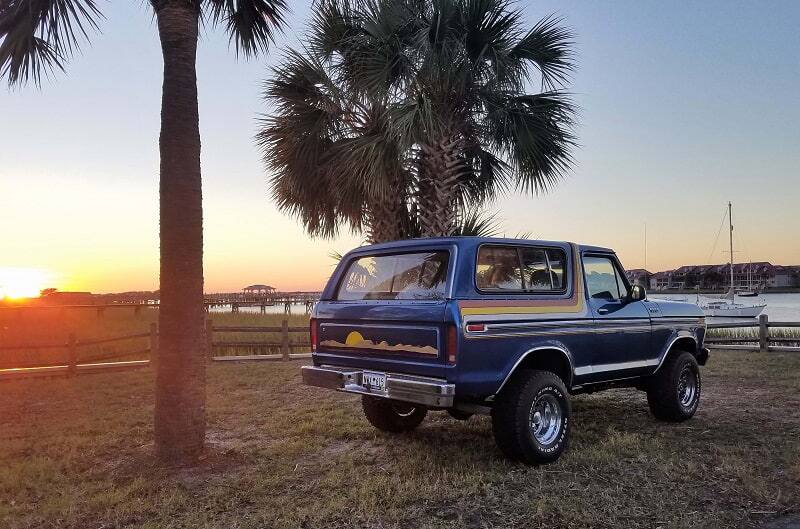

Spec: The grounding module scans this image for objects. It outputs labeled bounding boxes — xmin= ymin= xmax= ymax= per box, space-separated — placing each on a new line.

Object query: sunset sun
xmin=0 ymin=268 xmax=52 ymax=300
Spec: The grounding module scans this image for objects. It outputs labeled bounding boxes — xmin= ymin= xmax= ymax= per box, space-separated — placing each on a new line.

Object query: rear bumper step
xmin=301 ymin=365 xmax=455 ymax=407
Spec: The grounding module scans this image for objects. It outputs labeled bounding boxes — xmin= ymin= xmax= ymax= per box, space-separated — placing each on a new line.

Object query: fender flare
xmin=653 ymin=333 xmax=698 ymax=373
xmin=495 ymin=345 xmax=575 ymax=394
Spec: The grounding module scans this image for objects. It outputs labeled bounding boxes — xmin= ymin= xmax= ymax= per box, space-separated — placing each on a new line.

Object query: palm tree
xmin=260 ymin=0 xmax=575 ymax=240
xmin=260 ymin=50 xmax=412 ymax=243
xmin=1 ymin=0 xmax=286 ymax=462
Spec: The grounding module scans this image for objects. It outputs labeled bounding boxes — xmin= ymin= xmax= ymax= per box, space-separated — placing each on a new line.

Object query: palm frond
xmin=483 ymin=90 xmax=576 ymax=194
xmin=205 ymin=0 xmax=287 ymax=57
xmin=509 ymin=14 xmax=574 ymax=90
xmin=0 ymin=0 xmax=102 ymax=86
xmin=451 ymin=208 xmax=502 ymax=237
xmin=258 ymin=45 xmax=406 ymax=239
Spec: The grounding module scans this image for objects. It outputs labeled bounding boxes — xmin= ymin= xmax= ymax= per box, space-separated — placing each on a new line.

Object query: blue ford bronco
xmin=302 ymin=237 xmax=709 ymax=464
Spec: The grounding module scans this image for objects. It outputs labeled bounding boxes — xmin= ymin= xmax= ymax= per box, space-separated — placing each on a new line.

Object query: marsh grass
xmin=708 ymin=326 xmax=800 ymax=346
xmin=1 ymin=351 xmax=798 ymax=528
xmin=0 ymin=309 xmax=311 ymax=368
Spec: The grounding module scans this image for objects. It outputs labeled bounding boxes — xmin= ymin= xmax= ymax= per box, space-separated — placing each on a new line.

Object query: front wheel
xmin=647 ymin=351 xmax=701 ymax=421
xmin=491 ymin=370 xmax=571 ymax=465
xmin=361 ymin=396 xmax=427 ymax=433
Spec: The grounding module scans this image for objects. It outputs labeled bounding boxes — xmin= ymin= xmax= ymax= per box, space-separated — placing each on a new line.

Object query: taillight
xmin=446 ymin=324 xmax=458 ymax=364
xmin=310 ymin=318 xmax=318 ymax=352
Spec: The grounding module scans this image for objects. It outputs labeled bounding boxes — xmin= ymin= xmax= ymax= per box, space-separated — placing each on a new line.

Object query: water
xmin=650 ymin=293 xmax=800 ymax=323
xmin=208 ymin=302 xmax=312 ymax=315
xmin=210 ymin=293 xmax=800 ymax=322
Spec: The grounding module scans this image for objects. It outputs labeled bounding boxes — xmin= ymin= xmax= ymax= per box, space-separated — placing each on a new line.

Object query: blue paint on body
xmin=312 ymin=237 xmax=706 ymax=402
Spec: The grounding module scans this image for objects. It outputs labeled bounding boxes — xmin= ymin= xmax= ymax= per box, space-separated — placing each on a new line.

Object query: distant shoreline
xmin=649 ymin=288 xmax=800 ymax=295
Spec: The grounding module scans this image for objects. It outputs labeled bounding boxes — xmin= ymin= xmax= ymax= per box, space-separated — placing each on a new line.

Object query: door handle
xmin=597 ymin=308 xmax=609 ymax=314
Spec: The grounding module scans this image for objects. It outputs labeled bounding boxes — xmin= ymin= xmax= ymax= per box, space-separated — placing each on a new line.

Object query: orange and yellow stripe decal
xmin=459 ymin=244 xmax=586 ymax=316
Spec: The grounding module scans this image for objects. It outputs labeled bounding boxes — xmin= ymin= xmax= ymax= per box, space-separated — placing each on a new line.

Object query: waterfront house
xmin=644 ymin=262 xmax=800 ymax=291
xmin=625 ymin=269 xmax=652 ymax=288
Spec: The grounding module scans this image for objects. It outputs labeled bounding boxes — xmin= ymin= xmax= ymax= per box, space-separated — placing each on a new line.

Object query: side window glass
xmin=476 ymin=247 xmax=523 ymax=290
xmin=520 ymin=248 xmax=552 ymax=290
xmin=583 ymin=256 xmax=621 ymax=300
xmin=546 ymin=249 xmax=566 ymax=289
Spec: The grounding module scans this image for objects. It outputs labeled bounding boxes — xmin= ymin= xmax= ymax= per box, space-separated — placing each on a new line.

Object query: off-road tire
xmin=362 ymin=396 xmax=427 ymax=433
xmin=647 ymin=351 xmax=701 ymax=421
xmin=447 ymin=409 xmax=473 ymax=421
xmin=491 ymin=370 xmax=571 ymax=465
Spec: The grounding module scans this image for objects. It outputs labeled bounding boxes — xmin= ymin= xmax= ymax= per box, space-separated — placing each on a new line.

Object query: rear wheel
xmin=447 ymin=409 xmax=473 ymax=421
xmin=647 ymin=351 xmax=701 ymax=421
xmin=491 ymin=370 xmax=571 ymax=465
xmin=361 ymin=396 xmax=427 ymax=433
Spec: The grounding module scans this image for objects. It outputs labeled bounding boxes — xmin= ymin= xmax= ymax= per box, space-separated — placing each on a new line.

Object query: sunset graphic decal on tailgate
xmin=320 ymin=331 xmax=439 ymax=356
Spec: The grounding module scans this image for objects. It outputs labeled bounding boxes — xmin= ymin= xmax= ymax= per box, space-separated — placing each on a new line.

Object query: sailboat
xmin=698 ymin=203 xmax=766 ymax=318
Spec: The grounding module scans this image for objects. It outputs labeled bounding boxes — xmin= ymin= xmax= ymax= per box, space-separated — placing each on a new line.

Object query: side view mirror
xmin=630 ymin=284 xmax=647 ymax=301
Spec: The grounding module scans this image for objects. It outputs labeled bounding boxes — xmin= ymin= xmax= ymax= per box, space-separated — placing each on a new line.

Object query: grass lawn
xmin=1 ymin=350 xmax=798 ymax=528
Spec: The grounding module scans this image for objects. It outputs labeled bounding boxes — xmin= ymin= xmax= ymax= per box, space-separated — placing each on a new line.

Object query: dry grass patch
xmin=0 ymin=350 xmax=798 ymax=528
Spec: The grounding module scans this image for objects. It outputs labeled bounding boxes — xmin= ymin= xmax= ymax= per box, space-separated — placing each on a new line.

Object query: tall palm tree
xmin=1 ymin=0 xmax=286 ymax=462
xmin=260 ymin=0 xmax=575 ymax=240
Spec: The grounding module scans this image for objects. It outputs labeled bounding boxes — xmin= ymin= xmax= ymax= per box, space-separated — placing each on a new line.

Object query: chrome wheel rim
xmin=678 ymin=366 xmax=697 ymax=407
xmin=391 ymin=403 xmax=416 ymax=417
xmin=529 ymin=394 xmax=563 ymax=445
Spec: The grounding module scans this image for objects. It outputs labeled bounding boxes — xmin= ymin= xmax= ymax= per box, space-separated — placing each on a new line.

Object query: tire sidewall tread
xmin=362 ymin=396 xmax=427 ymax=433
xmin=647 ymin=351 xmax=701 ymax=422
xmin=492 ymin=369 xmax=571 ymax=465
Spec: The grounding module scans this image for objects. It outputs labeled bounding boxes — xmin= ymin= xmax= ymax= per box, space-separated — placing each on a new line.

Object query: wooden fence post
xmin=67 ymin=333 xmax=77 ymax=377
xmin=759 ymin=314 xmax=769 ymax=353
xmin=281 ymin=319 xmax=290 ymax=360
xmin=149 ymin=323 xmax=158 ymax=368
xmin=206 ymin=319 xmax=214 ymax=361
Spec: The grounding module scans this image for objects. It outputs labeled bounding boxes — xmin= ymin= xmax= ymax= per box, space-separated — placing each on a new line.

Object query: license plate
xmin=362 ymin=372 xmax=386 ymax=392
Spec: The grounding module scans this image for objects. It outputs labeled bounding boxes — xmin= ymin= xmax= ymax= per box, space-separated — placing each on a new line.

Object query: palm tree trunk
xmin=154 ymin=1 xmax=206 ymax=463
xmin=365 ymin=175 xmax=408 ymax=243
xmin=417 ymin=136 xmax=463 ymax=237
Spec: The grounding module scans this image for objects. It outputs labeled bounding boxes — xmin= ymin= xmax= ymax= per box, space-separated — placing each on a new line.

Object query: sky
xmin=1 ymin=1 xmax=799 ymax=293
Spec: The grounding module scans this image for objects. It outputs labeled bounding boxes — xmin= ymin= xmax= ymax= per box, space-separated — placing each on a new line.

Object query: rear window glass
xmin=477 ymin=245 xmax=567 ymax=292
xmin=337 ymin=252 xmax=449 ymax=300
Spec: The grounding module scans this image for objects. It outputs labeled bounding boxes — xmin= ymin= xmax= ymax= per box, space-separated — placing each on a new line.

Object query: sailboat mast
xmin=729 ymin=201 xmax=734 ymax=290
xmin=644 ymin=223 xmax=647 ymax=271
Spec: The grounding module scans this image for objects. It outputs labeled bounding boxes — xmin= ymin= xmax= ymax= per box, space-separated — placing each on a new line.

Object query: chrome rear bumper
xmin=301 ymin=365 xmax=455 ymax=407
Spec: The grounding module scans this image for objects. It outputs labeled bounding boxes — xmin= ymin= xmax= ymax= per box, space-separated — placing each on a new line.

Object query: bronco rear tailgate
xmin=311 ymin=247 xmax=455 ymax=379
xmin=313 ymin=300 xmax=452 ymax=378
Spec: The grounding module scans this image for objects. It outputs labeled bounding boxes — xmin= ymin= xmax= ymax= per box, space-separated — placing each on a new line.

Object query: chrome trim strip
xmin=485 ymin=319 xmax=594 ymax=330
xmin=574 ymin=358 xmax=659 ymax=376
xmin=467 ymin=323 xmax=653 ymax=340
xmin=495 ymin=345 xmax=576 ymax=394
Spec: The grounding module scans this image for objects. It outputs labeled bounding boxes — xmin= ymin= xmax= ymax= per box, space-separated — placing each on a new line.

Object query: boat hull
xmin=703 ymin=304 xmax=766 ymax=318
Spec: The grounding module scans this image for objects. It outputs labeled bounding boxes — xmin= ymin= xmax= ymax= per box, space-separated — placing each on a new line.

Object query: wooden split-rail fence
xmin=0 ymin=319 xmax=311 ymax=380
xmin=704 ymin=314 xmax=800 ymax=353
xmin=1 ymin=315 xmax=797 ymax=381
